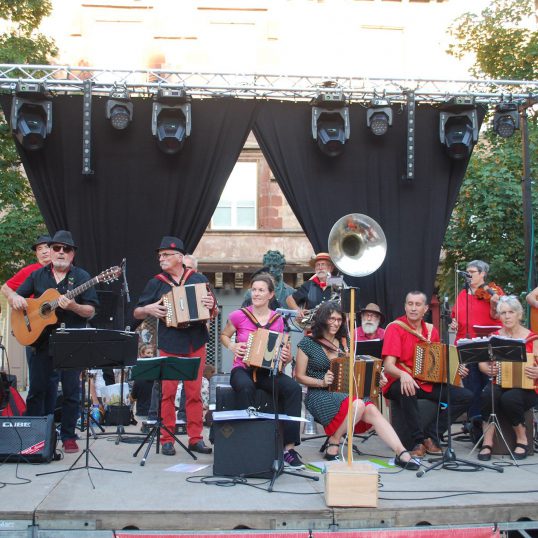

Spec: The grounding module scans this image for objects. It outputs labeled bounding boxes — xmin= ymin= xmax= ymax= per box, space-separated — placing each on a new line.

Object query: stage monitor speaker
xmin=0 ymin=415 xmax=56 ymax=463
xmin=213 ymin=419 xmax=282 ymax=478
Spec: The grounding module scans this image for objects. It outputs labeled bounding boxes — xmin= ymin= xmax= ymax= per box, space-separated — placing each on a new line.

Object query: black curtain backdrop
xmin=1 ymin=95 xmax=257 ymax=320
xmin=253 ymin=101 xmax=485 ymax=320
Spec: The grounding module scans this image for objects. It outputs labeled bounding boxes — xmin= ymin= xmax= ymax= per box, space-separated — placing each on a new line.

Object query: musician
xmin=8 ymin=230 xmax=98 ymax=454
xmin=382 ymin=291 xmax=472 ymax=458
xmin=134 ymin=236 xmax=216 ymax=456
xmin=243 ymin=250 xmax=295 ymax=310
xmin=221 ymin=273 xmax=304 ymax=469
xmin=287 ymin=252 xmax=335 ymax=317
xmin=184 ymin=254 xmax=198 ymax=271
xmin=355 ymin=303 xmax=385 ymax=342
xmin=477 ymin=296 xmax=538 ymax=461
xmin=295 ymin=302 xmax=419 ymax=470
xmin=450 ymin=260 xmax=503 ymax=437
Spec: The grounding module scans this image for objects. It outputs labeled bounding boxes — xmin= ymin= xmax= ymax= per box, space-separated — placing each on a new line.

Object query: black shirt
xmin=136 ymin=270 xmax=211 ymax=354
xmin=17 ymin=263 xmax=99 ymax=349
xmin=291 ymin=279 xmax=333 ymax=310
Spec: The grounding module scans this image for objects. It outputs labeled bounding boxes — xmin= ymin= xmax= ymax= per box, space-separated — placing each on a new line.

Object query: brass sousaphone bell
xmin=328 ymin=213 xmax=387 ymax=277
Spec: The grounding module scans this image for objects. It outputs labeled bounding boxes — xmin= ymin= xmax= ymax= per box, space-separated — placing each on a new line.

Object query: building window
xmin=212 ymin=161 xmax=257 ymax=229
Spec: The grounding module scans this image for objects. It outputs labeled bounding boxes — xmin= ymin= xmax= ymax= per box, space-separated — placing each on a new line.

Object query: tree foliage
xmin=440 ymin=0 xmax=538 ymax=300
xmin=0 ymin=0 xmax=56 ymax=282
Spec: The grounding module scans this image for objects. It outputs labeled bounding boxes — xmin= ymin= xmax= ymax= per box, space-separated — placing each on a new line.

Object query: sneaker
xmin=283 ymin=449 xmax=304 ymax=469
xmin=63 ymin=439 xmax=79 ymax=453
xmin=161 ymin=442 xmax=176 ymax=456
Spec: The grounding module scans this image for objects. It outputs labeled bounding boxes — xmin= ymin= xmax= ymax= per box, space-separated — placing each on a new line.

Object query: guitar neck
xmin=49 ymin=276 xmax=99 ymax=310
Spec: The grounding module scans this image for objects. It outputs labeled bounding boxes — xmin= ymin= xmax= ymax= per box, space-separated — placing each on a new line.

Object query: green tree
xmin=440 ymin=0 xmax=538 ymax=300
xmin=0 ymin=0 xmax=57 ymax=282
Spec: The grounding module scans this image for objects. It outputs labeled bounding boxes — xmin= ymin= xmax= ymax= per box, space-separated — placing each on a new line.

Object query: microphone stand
xmin=268 ymin=313 xmax=318 ymax=492
xmin=417 ymin=298 xmax=501 ymax=476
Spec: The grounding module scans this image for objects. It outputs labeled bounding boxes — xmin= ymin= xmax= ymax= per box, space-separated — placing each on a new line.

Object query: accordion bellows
xmin=243 ymin=329 xmax=288 ymax=371
xmin=329 ymin=356 xmax=382 ymax=399
xmin=413 ymin=342 xmax=462 ymax=385
xmin=162 ymin=283 xmax=211 ymax=327
xmin=496 ymin=354 xmax=536 ymax=389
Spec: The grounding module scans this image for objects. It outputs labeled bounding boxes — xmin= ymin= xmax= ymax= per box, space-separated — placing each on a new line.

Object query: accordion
xmin=162 ymin=284 xmax=211 ymax=327
xmin=242 ymin=329 xmax=289 ymax=371
xmin=413 ymin=342 xmax=462 ymax=386
xmin=329 ymin=355 xmax=382 ymax=400
xmin=495 ymin=354 xmax=536 ymax=389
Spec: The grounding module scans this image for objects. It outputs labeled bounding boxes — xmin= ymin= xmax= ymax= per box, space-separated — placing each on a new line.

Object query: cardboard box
xmin=324 ymin=462 xmax=378 ymax=507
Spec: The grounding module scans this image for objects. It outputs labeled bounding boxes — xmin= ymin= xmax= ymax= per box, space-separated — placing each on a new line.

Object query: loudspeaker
xmin=213 ymin=419 xmax=282 ymax=478
xmin=0 ymin=415 xmax=56 ymax=463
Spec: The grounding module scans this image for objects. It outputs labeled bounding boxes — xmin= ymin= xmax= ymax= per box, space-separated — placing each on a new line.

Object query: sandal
xmin=395 ymin=450 xmax=420 ymax=471
xmin=477 ymin=445 xmax=493 ymax=461
xmin=324 ymin=443 xmax=340 ymax=461
xmin=513 ymin=442 xmax=528 ymax=460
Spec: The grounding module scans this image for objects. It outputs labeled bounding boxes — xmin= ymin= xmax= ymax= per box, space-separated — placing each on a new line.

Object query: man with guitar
xmin=134 ymin=236 xmax=217 ymax=457
xmin=7 ymin=230 xmax=99 ymax=454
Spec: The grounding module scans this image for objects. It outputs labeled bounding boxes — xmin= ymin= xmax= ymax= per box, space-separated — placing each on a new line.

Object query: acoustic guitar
xmin=11 ymin=265 xmax=121 ymax=346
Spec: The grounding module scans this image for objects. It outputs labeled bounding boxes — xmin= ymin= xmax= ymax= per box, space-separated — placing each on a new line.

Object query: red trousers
xmin=159 ymin=346 xmax=206 ymax=446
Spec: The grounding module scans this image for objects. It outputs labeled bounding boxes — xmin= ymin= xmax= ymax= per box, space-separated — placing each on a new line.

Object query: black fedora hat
xmin=48 ymin=230 xmax=77 ymax=249
xmin=31 ymin=234 xmax=52 ymax=251
xmin=156 ymin=236 xmax=185 ymax=254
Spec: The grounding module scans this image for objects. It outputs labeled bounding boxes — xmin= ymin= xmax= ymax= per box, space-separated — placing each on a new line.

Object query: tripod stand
xmin=417 ymin=301 xmax=502 ymax=477
xmin=37 ymin=328 xmax=138 ymax=483
xmin=131 ymin=356 xmax=200 ymax=466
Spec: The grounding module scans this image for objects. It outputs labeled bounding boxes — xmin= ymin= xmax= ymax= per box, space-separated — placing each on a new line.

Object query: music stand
xmin=37 ymin=328 xmax=138 ymax=482
xmin=131 ymin=356 xmax=200 ymax=466
xmin=464 ymin=336 xmax=527 ymax=464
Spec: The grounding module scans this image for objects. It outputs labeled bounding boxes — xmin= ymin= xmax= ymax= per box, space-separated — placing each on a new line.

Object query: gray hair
xmin=184 ymin=254 xmax=198 ymax=270
xmin=496 ymin=295 xmax=523 ymax=318
xmin=466 ymin=260 xmax=489 ymax=276
xmin=405 ymin=290 xmax=428 ymax=305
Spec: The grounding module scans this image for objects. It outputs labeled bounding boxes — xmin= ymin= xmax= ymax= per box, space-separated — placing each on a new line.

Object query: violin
xmin=474 ymin=282 xmax=503 ymax=301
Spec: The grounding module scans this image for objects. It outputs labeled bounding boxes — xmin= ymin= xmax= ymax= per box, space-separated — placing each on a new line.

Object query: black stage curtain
xmin=1 ymin=95 xmax=257 ymax=317
xmin=253 ymin=101 xmax=485 ymax=321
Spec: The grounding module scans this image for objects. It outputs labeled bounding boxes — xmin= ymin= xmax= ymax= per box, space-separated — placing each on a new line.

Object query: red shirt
xmin=452 ymin=289 xmax=501 ymax=342
xmin=5 ymin=263 xmax=43 ymax=291
xmin=355 ymin=326 xmax=385 ymax=341
xmin=381 ymin=315 xmax=440 ymax=394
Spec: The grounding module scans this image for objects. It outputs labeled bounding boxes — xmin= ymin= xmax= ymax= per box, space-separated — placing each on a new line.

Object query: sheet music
xmin=213 ymin=410 xmax=306 ymax=422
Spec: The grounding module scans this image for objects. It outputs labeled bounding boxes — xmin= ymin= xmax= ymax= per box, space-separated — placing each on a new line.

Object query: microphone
xmin=276 ymin=308 xmax=298 ymax=318
xmin=456 ymin=270 xmax=471 ymax=279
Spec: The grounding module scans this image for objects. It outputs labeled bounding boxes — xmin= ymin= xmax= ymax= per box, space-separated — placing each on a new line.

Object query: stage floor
xmin=1 ymin=422 xmax=537 ymax=536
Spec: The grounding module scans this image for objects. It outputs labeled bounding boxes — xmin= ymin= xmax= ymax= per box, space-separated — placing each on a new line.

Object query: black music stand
xmin=463 ymin=336 xmax=527 ymax=464
xmin=37 ymin=328 xmax=138 ymax=483
xmin=131 ymin=356 xmax=200 ymax=466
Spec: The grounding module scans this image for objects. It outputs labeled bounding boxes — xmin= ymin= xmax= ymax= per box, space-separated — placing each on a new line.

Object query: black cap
xmin=156 ymin=236 xmax=185 ymax=253
xmin=48 ymin=230 xmax=77 ymax=249
xmin=32 ymin=234 xmax=52 ymax=251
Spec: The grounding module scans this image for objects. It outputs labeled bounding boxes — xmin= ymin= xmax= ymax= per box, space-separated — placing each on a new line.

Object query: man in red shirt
xmin=355 ymin=303 xmax=385 ymax=341
xmin=382 ymin=291 xmax=472 ymax=458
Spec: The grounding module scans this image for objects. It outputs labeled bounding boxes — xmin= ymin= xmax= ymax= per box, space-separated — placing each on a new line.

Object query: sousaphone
xmin=328 ymin=213 xmax=386 ymax=277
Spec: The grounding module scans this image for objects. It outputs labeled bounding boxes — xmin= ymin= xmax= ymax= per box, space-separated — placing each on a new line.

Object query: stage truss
xmin=0 ymin=64 xmax=537 ymax=106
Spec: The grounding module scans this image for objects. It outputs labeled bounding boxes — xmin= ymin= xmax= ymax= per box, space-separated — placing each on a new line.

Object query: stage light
xmin=366 ymin=98 xmax=393 ymax=136
xmin=311 ymin=92 xmax=350 ymax=157
xmin=493 ymin=103 xmax=519 ymax=138
xmin=151 ymin=89 xmax=191 ymax=155
xmin=439 ymin=97 xmax=479 ymax=160
xmin=10 ymin=82 xmax=52 ymax=151
xmin=106 ymin=86 xmax=133 ymax=130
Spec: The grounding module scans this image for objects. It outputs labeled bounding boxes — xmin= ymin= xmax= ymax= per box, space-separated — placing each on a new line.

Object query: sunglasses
xmin=51 ymin=245 xmax=74 ymax=253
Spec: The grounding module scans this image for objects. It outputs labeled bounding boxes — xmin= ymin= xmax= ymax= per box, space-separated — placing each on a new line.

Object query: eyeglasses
xmin=328 ymin=317 xmax=343 ymax=324
xmin=158 ymin=252 xmax=179 ymax=259
xmin=51 ymin=245 xmax=74 ymax=253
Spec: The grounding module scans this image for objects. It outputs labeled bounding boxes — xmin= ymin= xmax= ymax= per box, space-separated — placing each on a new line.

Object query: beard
xmin=362 ymin=320 xmax=379 ymax=335
xmin=53 ymin=259 xmax=70 ymax=271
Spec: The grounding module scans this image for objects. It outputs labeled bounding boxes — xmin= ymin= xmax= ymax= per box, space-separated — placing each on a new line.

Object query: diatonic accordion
xmin=162 ymin=283 xmax=211 ymax=327
xmin=495 ymin=354 xmax=536 ymax=389
xmin=413 ymin=342 xmax=462 ymax=386
xmin=242 ymin=329 xmax=288 ymax=371
xmin=328 ymin=355 xmax=382 ymax=400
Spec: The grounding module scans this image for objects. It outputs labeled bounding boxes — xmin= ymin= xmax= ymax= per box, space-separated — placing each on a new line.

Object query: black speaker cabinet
xmin=213 ymin=419 xmax=282 ymax=478
xmin=0 ymin=415 xmax=56 ymax=463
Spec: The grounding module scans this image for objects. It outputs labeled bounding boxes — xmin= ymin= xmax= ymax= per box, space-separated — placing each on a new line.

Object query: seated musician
xmin=382 ymin=291 xmax=472 ymax=458
xmin=355 ymin=303 xmax=385 ymax=342
xmin=295 ymin=301 xmax=419 ymax=470
xmin=477 ymin=296 xmax=538 ymax=461
xmin=221 ymin=273 xmax=304 ymax=469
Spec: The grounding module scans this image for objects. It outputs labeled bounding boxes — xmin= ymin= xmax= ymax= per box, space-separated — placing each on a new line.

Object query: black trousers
xmin=386 ymin=380 xmax=472 ymax=446
xmin=230 ymin=366 xmax=302 ymax=447
xmin=481 ymin=383 xmax=537 ymax=426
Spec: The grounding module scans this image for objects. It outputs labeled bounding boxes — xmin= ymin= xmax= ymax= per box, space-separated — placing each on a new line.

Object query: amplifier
xmin=0 ymin=415 xmax=56 ymax=463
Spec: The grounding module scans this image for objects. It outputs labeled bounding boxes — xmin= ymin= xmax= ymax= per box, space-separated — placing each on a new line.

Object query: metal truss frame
xmin=0 ymin=64 xmax=537 ymax=105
